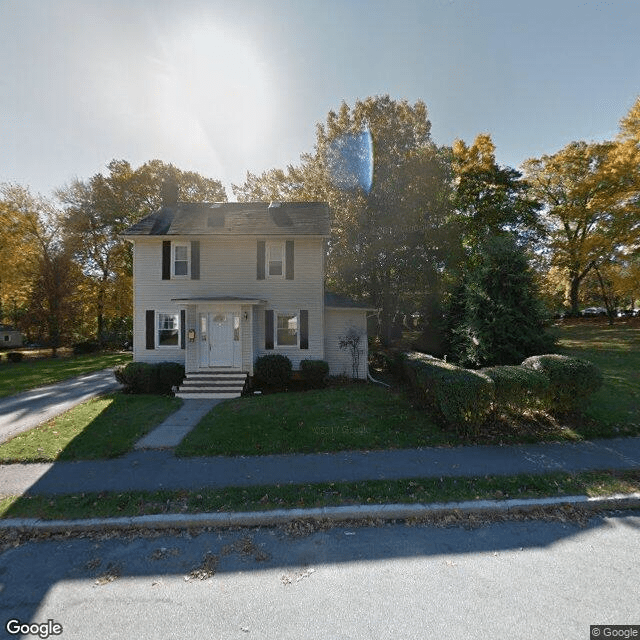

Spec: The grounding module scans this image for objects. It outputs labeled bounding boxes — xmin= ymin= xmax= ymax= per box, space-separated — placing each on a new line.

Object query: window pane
xmin=277 ymin=314 xmax=297 ymax=346
xmin=268 ymin=243 xmax=283 ymax=276
xmin=174 ymin=245 xmax=188 ymax=276
xmin=158 ymin=313 xmax=179 ymax=347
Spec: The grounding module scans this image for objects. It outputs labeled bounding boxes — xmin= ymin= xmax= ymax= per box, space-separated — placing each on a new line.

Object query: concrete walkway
xmin=1 ymin=436 xmax=639 ymax=497
xmin=0 ymin=369 xmax=122 ymax=444
xmin=134 ymin=399 xmax=220 ymax=449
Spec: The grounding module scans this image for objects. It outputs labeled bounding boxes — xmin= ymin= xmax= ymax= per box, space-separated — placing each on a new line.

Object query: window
xmin=233 ymin=315 xmax=240 ymax=341
xmin=157 ymin=312 xmax=180 ymax=347
xmin=3 ymin=335 xmax=9 ymax=342
xmin=173 ymin=243 xmax=189 ymax=277
xmin=267 ymin=242 xmax=283 ymax=277
xmin=276 ymin=313 xmax=298 ymax=346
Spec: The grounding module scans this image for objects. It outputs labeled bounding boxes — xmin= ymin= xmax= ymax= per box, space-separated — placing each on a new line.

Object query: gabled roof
xmin=324 ymin=292 xmax=377 ymax=311
xmin=0 ymin=324 xmax=19 ymax=332
xmin=122 ymin=202 xmax=330 ymax=237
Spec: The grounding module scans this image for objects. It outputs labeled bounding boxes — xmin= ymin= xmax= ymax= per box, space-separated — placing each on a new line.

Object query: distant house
xmin=122 ymin=195 xmax=374 ymax=398
xmin=0 ymin=325 xmax=22 ymax=348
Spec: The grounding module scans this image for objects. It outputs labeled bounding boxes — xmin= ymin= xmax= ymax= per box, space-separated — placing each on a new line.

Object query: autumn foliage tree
xmin=58 ymin=160 xmax=227 ymax=343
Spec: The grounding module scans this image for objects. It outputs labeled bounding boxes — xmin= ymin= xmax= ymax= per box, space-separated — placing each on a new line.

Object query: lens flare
xmin=326 ymin=127 xmax=374 ymax=193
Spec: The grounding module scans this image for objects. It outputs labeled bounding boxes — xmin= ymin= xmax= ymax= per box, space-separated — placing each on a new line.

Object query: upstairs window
xmin=268 ymin=242 xmax=283 ymax=277
xmin=173 ymin=243 xmax=189 ymax=277
xmin=257 ymin=240 xmax=294 ymax=280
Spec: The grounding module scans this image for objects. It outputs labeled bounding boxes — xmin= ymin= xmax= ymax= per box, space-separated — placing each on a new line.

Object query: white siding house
xmin=122 ymin=199 xmax=374 ymax=398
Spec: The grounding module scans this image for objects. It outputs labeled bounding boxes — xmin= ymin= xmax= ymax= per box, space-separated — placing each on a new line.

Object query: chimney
xmin=161 ymin=179 xmax=179 ymax=207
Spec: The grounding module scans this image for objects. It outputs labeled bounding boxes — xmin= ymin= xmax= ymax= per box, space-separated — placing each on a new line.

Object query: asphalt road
xmin=0 ymin=369 xmax=121 ymax=444
xmin=1 ymin=511 xmax=638 ymax=639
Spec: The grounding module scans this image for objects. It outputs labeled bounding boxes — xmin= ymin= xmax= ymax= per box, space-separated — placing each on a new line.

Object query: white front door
xmin=210 ymin=312 xmax=233 ymax=366
xmin=199 ymin=312 xmax=234 ymax=367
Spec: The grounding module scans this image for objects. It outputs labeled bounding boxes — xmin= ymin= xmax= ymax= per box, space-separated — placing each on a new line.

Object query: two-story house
xmin=122 ymin=195 xmax=372 ymax=398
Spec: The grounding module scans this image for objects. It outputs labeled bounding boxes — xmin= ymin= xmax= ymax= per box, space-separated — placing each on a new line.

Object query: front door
xmin=199 ymin=312 xmax=234 ymax=367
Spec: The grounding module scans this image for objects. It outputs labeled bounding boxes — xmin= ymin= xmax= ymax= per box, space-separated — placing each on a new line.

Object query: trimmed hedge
xmin=253 ymin=354 xmax=292 ymax=391
xmin=401 ymin=351 xmax=603 ymax=430
xmin=521 ymin=354 xmax=603 ymax=413
xmin=300 ymin=359 xmax=330 ymax=388
xmin=114 ymin=361 xmax=185 ymax=395
xmin=480 ymin=365 xmax=552 ymax=413
xmin=400 ymin=352 xmax=495 ymax=433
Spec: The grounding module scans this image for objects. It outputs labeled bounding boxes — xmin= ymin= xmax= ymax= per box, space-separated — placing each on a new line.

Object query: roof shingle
xmin=122 ymin=201 xmax=330 ymax=237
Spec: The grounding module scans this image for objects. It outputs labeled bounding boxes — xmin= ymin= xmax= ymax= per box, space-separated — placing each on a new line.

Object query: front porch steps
xmin=176 ymin=370 xmax=248 ymax=400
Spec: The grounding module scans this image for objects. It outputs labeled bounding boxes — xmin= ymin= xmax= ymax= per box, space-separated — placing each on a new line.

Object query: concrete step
xmin=176 ymin=371 xmax=248 ymax=400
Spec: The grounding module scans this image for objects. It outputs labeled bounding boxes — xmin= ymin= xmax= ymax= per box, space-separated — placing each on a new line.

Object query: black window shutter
xmin=146 ymin=310 xmax=155 ymax=349
xmin=300 ymin=310 xmax=309 ymax=349
xmin=257 ymin=240 xmax=266 ymax=280
xmin=285 ymin=240 xmax=294 ymax=280
xmin=180 ymin=309 xmax=186 ymax=350
xmin=190 ymin=241 xmax=200 ymax=280
xmin=265 ymin=310 xmax=274 ymax=349
xmin=162 ymin=241 xmax=171 ymax=280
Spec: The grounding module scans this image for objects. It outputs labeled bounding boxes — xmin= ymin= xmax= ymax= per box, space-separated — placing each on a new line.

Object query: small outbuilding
xmin=0 ymin=324 xmax=23 ymax=349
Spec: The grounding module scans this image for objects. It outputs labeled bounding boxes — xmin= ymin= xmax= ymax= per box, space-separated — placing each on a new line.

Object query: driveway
xmin=0 ymin=369 xmax=122 ymax=444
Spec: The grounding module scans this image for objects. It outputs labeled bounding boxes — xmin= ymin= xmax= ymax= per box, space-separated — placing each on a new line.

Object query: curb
xmin=1 ymin=493 xmax=639 ymax=534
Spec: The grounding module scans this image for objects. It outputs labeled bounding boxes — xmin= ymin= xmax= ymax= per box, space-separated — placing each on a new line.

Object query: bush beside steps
xmin=115 ymin=361 xmax=185 ymax=395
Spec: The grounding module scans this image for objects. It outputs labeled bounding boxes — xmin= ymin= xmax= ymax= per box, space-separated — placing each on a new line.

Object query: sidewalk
xmin=1 ymin=435 xmax=639 ymax=497
xmin=0 ymin=369 xmax=122 ymax=444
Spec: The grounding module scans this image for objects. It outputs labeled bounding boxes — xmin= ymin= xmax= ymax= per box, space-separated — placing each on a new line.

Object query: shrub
xmin=521 ymin=354 xmax=603 ymax=413
xmin=253 ymin=354 xmax=293 ymax=391
xmin=300 ymin=359 xmax=330 ymax=388
xmin=155 ymin=362 xmax=186 ymax=395
xmin=73 ymin=341 xmax=101 ymax=355
xmin=401 ymin=352 xmax=494 ymax=433
xmin=480 ymin=365 xmax=552 ymax=413
xmin=7 ymin=352 xmax=24 ymax=363
xmin=115 ymin=361 xmax=184 ymax=395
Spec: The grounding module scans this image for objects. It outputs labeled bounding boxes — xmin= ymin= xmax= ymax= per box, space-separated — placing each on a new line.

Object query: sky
xmin=1 ymin=0 xmax=639 ymax=201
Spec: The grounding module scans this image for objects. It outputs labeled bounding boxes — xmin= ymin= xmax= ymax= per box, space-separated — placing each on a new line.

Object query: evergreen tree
xmin=448 ymin=235 xmax=554 ymax=367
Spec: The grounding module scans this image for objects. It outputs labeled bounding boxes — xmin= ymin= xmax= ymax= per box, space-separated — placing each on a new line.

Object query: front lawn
xmin=0 ymin=352 xmax=132 ymax=398
xmin=176 ymin=384 xmax=448 ymax=457
xmin=0 ymin=393 xmax=182 ymax=462
xmin=177 ymin=320 xmax=640 ymax=458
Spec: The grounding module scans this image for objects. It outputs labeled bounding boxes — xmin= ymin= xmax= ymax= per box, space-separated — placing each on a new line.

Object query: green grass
xmin=0 ymin=352 xmax=132 ymax=398
xmin=550 ymin=319 xmax=640 ymax=435
xmin=0 ymin=393 xmax=182 ymax=462
xmin=176 ymin=383 xmax=448 ymax=457
xmin=1 ymin=469 xmax=638 ymax=521
xmin=177 ymin=320 xmax=640 ymax=458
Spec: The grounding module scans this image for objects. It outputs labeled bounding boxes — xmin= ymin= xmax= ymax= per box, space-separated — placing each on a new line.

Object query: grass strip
xmin=0 ymin=393 xmax=182 ymax=462
xmin=2 ymin=470 xmax=639 ymax=522
xmin=0 ymin=352 xmax=132 ymax=398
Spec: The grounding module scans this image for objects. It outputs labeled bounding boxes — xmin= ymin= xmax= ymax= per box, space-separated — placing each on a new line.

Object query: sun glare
xmin=87 ymin=12 xmax=276 ymax=186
